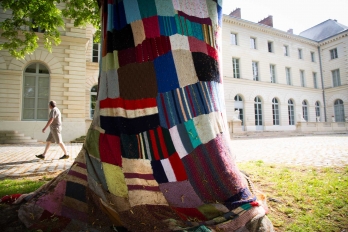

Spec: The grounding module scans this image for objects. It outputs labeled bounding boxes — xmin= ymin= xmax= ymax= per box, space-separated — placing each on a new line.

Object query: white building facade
xmin=0 ymin=4 xmax=99 ymax=142
xmin=0 ymin=7 xmax=347 ymax=142
xmin=222 ymin=11 xmax=348 ymax=132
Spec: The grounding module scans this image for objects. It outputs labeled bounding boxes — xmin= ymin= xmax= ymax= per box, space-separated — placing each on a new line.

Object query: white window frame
xmin=302 ymin=100 xmax=308 ymax=121
xmin=298 ymin=49 xmax=303 ymax=59
xmin=254 ymin=97 xmax=263 ymax=126
xmin=270 ymin=64 xmax=276 ymax=83
xmin=315 ymin=101 xmax=320 ymax=121
xmin=231 ymin=33 xmax=238 ymax=45
xmin=22 ymin=63 xmax=50 ymax=121
xmin=268 ymin=41 xmax=273 ymax=53
xmin=250 ymin=37 xmax=256 ymax=49
xmin=90 ymin=85 xmax=98 ymax=119
xmin=334 ymin=99 xmax=345 ymax=122
xmin=286 ymin=67 xmax=291 ymax=85
xmin=300 ymin=70 xmax=305 ymax=87
xmin=330 ymin=48 xmax=338 ymax=59
xmin=252 ymin=61 xmax=259 ymax=81
xmin=92 ymin=43 xmax=101 ymax=63
xmin=284 ymin=45 xmax=289 ymax=56
xmin=313 ymin=72 xmax=318 ymax=89
xmin=311 ymin=52 xmax=315 ymax=62
xmin=272 ymin=98 xmax=280 ymax=125
xmin=332 ymin=69 xmax=341 ymax=87
xmin=232 ymin=58 xmax=240 ymax=79
xmin=234 ymin=95 xmax=244 ymax=126
xmin=288 ymin=99 xmax=295 ymax=125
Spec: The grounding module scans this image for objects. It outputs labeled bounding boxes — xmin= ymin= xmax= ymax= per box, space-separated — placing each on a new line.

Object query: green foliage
xmin=0 ymin=0 xmax=100 ymax=59
xmin=238 ymin=161 xmax=348 ymax=231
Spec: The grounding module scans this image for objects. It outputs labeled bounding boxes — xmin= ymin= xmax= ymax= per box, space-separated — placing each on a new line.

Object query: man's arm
xmin=42 ymin=118 xmax=54 ymax=133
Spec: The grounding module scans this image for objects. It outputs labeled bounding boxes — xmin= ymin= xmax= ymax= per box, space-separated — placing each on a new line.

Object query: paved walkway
xmin=0 ymin=135 xmax=347 ymax=179
xmin=0 ymin=143 xmax=82 ymax=179
xmin=232 ymin=135 xmax=348 ymax=166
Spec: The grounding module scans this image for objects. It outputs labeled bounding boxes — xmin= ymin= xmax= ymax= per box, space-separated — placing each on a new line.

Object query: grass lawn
xmin=238 ymin=161 xmax=348 ymax=232
xmin=0 ymin=164 xmax=347 ymax=231
xmin=0 ymin=176 xmax=53 ymax=199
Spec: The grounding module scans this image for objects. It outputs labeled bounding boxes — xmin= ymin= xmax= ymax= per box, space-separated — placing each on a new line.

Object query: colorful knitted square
xmin=102 ymin=162 xmax=128 ymax=198
xmin=99 ymin=133 xmax=122 ymax=166
xmin=159 ymin=180 xmax=203 ymax=208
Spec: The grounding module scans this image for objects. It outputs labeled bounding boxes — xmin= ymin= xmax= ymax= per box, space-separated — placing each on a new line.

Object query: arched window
xmin=302 ymin=100 xmax=308 ymax=121
xmin=234 ymin=95 xmax=244 ymax=126
xmin=288 ymin=99 xmax=295 ymax=125
xmin=315 ymin=101 xmax=320 ymax=121
xmin=254 ymin=97 xmax=262 ymax=129
xmin=272 ymin=98 xmax=279 ymax=125
xmin=334 ymin=99 xmax=345 ymax=122
xmin=90 ymin=85 xmax=98 ymax=118
xmin=23 ymin=63 xmax=50 ymax=120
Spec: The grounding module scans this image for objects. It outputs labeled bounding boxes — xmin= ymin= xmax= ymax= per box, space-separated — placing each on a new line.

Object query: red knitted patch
xmin=118 ymin=47 xmax=136 ymax=67
xmin=143 ymin=16 xmax=160 ymax=38
xmin=169 ymin=152 xmax=187 ymax=181
xmin=206 ymin=44 xmax=219 ymax=61
xmin=99 ymin=133 xmax=122 ymax=167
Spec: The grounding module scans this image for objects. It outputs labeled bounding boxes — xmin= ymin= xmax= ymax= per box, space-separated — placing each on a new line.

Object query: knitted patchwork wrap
xmin=18 ymin=0 xmax=267 ymax=231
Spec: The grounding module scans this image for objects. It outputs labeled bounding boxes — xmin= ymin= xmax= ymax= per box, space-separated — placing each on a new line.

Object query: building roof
xmin=299 ymin=19 xmax=348 ymax=42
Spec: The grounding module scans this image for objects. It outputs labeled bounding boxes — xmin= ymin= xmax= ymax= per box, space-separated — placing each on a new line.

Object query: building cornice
xmin=223 ymin=15 xmax=319 ymax=46
xmin=223 ymin=76 xmax=323 ymax=92
xmin=318 ymin=30 xmax=348 ymax=46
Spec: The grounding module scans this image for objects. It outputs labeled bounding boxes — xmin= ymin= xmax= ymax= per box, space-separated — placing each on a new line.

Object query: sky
xmin=222 ymin=0 xmax=348 ymax=34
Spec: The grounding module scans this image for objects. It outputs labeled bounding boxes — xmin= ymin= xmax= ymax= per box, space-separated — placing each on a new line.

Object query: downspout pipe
xmin=318 ymin=46 xmax=327 ymax=122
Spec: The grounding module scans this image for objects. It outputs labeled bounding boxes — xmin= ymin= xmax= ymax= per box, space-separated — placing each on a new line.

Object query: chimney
xmin=258 ymin=15 xmax=273 ymax=27
xmin=287 ymin=29 xmax=293 ymax=34
xmin=229 ymin=8 xmax=241 ymax=19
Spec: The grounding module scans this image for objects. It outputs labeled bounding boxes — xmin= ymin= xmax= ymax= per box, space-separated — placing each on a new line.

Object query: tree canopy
xmin=0 ymin=0 xmax=100 ymax=59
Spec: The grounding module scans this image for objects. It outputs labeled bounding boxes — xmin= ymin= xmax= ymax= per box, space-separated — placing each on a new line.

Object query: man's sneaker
xmin=59 ymin=154 xmax=69 ymax=159
xmin=35 ymin=154 xmax=45 ymax=160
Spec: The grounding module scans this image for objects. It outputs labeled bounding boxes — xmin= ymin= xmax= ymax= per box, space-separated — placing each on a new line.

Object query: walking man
xmin=36 ymin=100 xmax=69 ymax=160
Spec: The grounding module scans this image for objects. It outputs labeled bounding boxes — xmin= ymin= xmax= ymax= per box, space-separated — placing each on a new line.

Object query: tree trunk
xmin=18 ymin=0 xmax=273 ymax=231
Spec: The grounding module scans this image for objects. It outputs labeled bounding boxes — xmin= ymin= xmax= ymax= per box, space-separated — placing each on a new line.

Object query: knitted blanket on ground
xmin=18 ymin=0 xmax=273 ymax=231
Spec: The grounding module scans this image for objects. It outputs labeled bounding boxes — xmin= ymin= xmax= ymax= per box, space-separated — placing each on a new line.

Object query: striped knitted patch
xmin=160 ymin=152 xmax=187 ymax=182
xmin=156 ymin=81 xmax=222 ymax=129
xmin=182 ymin=134 xmax=247 ymax=203
xmin=169 ymin=123 xmax=194 ymax=158
xmin=120 ymin=126 xmax=176 ymax=160
xmin=99 ymin=97 xmax=158 ymax=119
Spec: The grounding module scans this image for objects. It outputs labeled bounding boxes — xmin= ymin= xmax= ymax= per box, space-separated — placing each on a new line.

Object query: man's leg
xmin=43 ymin=141 xmax=51 ymax=156
xmin=58 ymin=142 xmax=68 ymax=156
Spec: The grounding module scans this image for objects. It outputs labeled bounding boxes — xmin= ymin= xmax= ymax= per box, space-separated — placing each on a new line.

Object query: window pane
xmin=24 ymin=98 xmax=35 ymax=108
xmin=38 ymin=98 xmax=48 ymax=108
xmin=38 ymin=88 xmax=49 ymax=97
xmin=37 ymin=109 xmax=48 ymax=120
xmin=25 ymin=76 xmax=36 ymax=86
xmin=38 ymin=76 xmax=49 ymax=87
xmin=38 ymin=64 xmax=49 ymax=74
xmin=25 ymin=64 xmax=36 ymax=73
xmin=23 ymin=109 xmax=35 ymax=119
xmin=24 ymin=87 xmax=35 ymax=97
